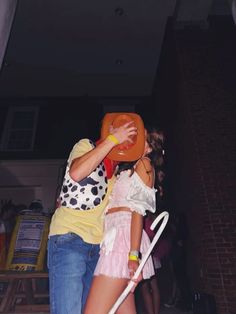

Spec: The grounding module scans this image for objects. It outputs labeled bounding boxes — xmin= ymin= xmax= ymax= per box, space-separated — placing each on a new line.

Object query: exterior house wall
xmin=0 ymin=159 xmax=65 ymax=213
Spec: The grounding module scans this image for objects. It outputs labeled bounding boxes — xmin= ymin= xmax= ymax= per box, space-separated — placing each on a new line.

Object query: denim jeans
xmin=47 ymin=233 xmax=100 ymax=314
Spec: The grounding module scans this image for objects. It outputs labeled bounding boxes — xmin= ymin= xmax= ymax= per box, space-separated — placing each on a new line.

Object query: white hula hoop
xmin=108 ymin=211 xmax=169 ymax=314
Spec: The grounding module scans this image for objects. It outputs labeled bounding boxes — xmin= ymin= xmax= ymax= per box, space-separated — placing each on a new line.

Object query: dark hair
xmin=116 ymin=161 xmax=136 ymax=175
xmin=146 ymin=126 xmax=165 ymax=168
xmin=116 ymin=126 xmax=165 ymax=175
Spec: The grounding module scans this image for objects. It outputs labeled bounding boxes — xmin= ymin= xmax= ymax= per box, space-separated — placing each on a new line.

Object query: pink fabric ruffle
xmin=94 ymin=211 xmax=155 ymax=279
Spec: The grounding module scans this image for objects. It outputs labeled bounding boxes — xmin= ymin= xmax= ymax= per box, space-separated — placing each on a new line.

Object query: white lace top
xmin=105 ymin=170 xmax=157 ymax=216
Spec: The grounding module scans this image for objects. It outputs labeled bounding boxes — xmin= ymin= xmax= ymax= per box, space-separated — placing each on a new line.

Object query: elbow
xmin=69 ymin=159 xmax=83 ymax=182
xmin=69 ymin=169 xmax=78 ymax=182
xmin=69 ymin=167 xmax=87 ymax=182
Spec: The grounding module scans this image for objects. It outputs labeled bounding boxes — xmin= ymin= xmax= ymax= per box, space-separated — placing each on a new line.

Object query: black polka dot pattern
xmin=59 ymin=140 xmax=108 ymax=210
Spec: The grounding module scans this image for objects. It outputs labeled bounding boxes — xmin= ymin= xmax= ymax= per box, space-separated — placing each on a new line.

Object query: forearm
xmin=69 ymin=121 xmax=137 ymax=182
xmin=130 ymin=211 xmax=143 ymax=252
xmin=69 ymin=138 xmax=115 ymax=182
xmin=128 ymin=211 xmax=143 ymax=279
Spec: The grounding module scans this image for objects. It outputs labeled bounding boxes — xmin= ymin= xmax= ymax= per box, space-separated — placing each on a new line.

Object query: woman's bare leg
xmin=116 ymin=293 xmax=136 ymax=314
xmin=84 ymin=275 xmax=135 ymax=314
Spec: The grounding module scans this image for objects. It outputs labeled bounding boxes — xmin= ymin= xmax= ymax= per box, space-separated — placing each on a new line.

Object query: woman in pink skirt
xmin=84 ymin=127 xmax=165 ymax=314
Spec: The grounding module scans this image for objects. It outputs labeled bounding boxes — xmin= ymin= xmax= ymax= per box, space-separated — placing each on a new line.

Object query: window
xmin=0 ymin=106 xmax=39 ymax=151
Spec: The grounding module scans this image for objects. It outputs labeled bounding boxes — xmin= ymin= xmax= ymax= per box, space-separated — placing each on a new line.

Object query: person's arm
xmin=69 ymin=122 xmax=137 ymax=182
xmin=128 ymin=158 xmax=155 ymax=277
xmin=128 ymin=211 xmax=143 ymax=278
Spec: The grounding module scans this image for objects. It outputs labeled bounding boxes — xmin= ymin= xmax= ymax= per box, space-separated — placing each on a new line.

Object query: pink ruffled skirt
xmin=94 ymin=211 xmax=155 ymax=279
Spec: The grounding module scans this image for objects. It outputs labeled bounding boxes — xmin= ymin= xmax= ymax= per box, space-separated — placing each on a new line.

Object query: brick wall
xmin=172 ymin=18 xmax=236 ymax=314
xmin=154 ymin=17 xmax=236 ymax=314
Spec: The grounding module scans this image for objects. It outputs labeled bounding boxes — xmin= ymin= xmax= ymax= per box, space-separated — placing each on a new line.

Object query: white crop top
xmin=105 ymin=170 xmax=157 ymax=216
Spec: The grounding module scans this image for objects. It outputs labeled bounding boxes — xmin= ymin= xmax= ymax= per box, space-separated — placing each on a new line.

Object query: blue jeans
xmin=47 ymin=233 xmax=99 ymax=314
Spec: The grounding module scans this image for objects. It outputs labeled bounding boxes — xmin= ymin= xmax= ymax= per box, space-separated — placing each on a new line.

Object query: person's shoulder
xmin=135 ymin=157 xmax=152 ymax=174
xmin=69 ymin=138 xmax=95 ymax=163
xmin=75 ymin=138 xmax=94 ymax=146
xmin=72 ymin=138 xmax=94 ymax=151
xmin=137 ymin=157 xmax=152 ymax=167
xmin=134 ymin=157 xmax=154 ymax=187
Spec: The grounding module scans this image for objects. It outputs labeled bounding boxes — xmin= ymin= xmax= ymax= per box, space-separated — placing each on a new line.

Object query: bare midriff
xmin=106 ymin=206 xmax=132 ymax=215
